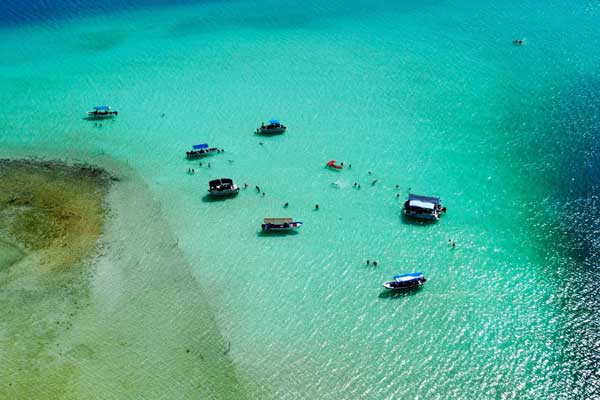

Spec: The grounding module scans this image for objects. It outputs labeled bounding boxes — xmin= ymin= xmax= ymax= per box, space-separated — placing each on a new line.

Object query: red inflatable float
xmin=326 ymin=160 xmax=343 ymax=170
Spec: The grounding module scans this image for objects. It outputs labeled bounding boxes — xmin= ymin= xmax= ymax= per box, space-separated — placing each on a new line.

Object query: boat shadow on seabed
xmin=378 ymin=287 xmax=424 ymax=299
xmin=256 ymin=229 xmax=300 ymax=237
xmin=201 ymin=194 xmax=238 ymax=203
xmin=399 ymin=213 xmax=439 ymax=226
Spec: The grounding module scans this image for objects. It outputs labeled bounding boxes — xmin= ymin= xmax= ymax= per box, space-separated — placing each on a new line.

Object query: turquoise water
xmin=1 ymin=0 xmax=599 ymax=398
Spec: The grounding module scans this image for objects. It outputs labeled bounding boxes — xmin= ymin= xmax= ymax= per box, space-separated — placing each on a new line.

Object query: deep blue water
xmin=0 ymin=0 xmax=222 ymax=26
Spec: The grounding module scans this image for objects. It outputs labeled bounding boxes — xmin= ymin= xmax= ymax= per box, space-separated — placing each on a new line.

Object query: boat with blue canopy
xmin=403 ymin=193 xmax=447 ymax=221
xmin=186 ymin=143 xmax=220 ymax=159
xmin=383 ymin=272 xmax=427 ymax=290
xmin=87 ymin=105 xmax=118 ymax=118
xmin=256 ymin=119 xmax=286 ymax=135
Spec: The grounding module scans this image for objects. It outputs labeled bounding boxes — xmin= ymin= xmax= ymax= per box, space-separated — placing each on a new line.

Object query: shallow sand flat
xmin=0 ymin=159 xmax=249 ymax=399
xmin=0 ymin=159 xmax=112 ymax=398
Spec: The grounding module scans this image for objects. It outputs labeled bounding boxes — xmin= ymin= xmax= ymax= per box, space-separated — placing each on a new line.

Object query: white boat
xmin=256 ymin=119 xmax=286 ymax=135
xmin=403 ymin=194 xmax=446 ymax=221
xmin=208 ymin=178 xmax=239 ymax=196
xmin=87 ymin=105 xmax=118 ymax=118
xmin=261 ymin=218 xmax=303 ymax=231
xmin=383 ymin=272 xmax=427 ymax=290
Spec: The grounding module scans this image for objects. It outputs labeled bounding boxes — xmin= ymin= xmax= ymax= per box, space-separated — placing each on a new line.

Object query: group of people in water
xmin=187 ymin=161 xmax=211 ymax=174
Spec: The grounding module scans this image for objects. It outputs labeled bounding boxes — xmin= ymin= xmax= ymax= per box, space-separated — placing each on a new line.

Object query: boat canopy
xmin=93 ymin=106 xmax=110 ymax=111
xmin=210 ymin=178 xmax=233 ymax=187
xmin=393 ymin=272 xmax=424 ymax=282
xmin=408 ymin=193 xmax=441 ymax=205
xmin=409 ymin=200 xmax=435 ymax=210
xmin=268 ymin=119 xmax=280 ymax=125
xmin=193 ymin=143 xmax=209 ymax=149
xmin=264 ymin=218 xmax=293 ymax=224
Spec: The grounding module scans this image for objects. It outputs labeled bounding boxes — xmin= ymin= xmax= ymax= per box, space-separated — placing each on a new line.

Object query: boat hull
xmin=383 ymin=280 xmax=426 ymax=290
xmin=256 ymin=127 xmax=286 ymax=135
xmin=208 ymin=188 xmax=239 ymax=196
xmin=261 ymin=222 xmax=303 ymax=231
xmin=186 ymin=149 xmax=218 ymax=159
xmin=403 ymin=209 xmax=439 ymax=220
xmin=87 ymin=112 xmax=117 ymax=119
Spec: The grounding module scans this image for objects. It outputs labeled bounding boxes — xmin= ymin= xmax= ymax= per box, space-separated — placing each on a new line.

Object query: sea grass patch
xmin=0 ymin=159 xmax=112 ymax=398
xmin=0 ymin=159 xmax=111 ymax=269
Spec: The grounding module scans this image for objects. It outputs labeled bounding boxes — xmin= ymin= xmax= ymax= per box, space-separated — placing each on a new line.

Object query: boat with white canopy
xmin=403 ymin=194 xmax=447 ymax=221
xmin=208 ymin=178 xmax=239 ymax=196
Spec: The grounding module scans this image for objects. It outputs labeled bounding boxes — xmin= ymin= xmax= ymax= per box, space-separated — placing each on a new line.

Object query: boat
xmin=261 ymin=218 xmax=303 ymax=231
xmin=186 ymin=143 xmax=220 ymax=159
xmin=208 ymin=178 xmax=239 ymax=196
xmin=256 ymin=119 xmax=286 ymax=135
xmin=87 ymin=106 xmax=118 ymax=118
xmin=403 ymin=193 xmax=447 ymax=220
xmin=326 ymin=160 xmax=343 ymax=170
xmin=383 ymin=272 xmax=427 ymax=290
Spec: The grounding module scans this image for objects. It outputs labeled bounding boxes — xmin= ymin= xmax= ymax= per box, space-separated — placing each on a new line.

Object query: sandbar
xmin=0 ymin=158 xmax=248 ymax=399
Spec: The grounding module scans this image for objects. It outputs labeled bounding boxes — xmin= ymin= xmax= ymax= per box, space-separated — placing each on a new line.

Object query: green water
xmin=0 ymin=0 xmax=599 ymax=398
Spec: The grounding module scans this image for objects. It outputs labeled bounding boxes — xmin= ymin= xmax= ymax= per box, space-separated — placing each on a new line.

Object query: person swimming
xmin=512 ymin=38 xmax=524 ymax=45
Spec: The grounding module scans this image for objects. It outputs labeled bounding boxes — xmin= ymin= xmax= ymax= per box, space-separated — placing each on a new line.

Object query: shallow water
xmin=1 ymin=0 xmax=599 ymax=398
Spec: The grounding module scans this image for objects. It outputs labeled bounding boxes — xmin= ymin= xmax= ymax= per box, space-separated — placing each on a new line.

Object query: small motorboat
xmin=256 ymin=119 xmax=286 ymax=135
xmin=326 ymin=160 xmax=343 ymax=170
xmin=261 ymin=218 xmax=303 ymax=231
xmin=87 ymin=106 xmax=118 ymax=118
xmin=208 ymin=178 xmax=239 ymax=196
xmin=403 ymin=193 xmax=446 ymax=221
xmin=186 ymin=143 xmax=220 ymax=159
xmin=383 ymin=272 xmax=427 ymax=290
